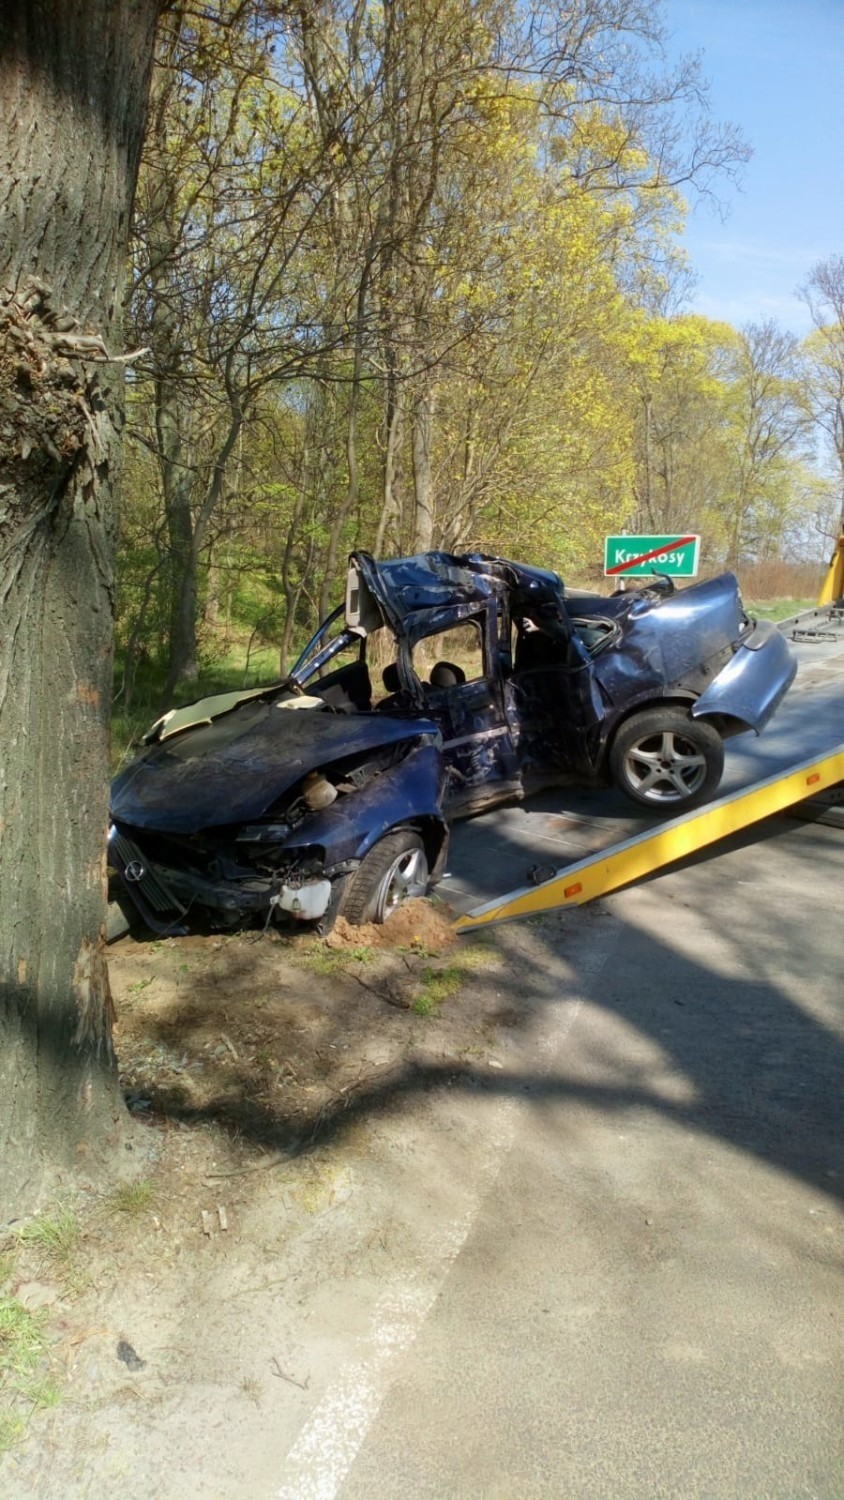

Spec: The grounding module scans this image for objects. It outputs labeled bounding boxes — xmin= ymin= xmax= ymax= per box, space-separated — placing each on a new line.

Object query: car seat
xmin=377 ymin=662 xmax=404 ymax=711
xmin=310 ymin=658 xmax=372 ymax=711
xmin=428 ymin=661 xmax=466 ymax=689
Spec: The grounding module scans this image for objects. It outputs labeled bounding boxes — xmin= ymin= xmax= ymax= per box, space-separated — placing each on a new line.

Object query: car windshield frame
xmin=289 ymin=606 xmax=375 ymax=688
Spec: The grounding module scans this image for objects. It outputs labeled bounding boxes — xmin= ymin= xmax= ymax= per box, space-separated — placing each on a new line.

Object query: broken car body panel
xmin=110 ymin=549 xmax=795 ymax=934
xmin=113 ymin=704 xmax=439 ymax=834
xmin=691 ymin=618 xmax=796 ymax=733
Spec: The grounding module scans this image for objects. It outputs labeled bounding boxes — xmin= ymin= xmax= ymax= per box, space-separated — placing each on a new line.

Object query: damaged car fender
xmin=291 ymin=741 xmax=450 ymax=875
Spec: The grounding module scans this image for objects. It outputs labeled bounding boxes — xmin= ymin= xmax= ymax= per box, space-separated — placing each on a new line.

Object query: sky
xmin=662 ymin=0 xmax=844 ymax=335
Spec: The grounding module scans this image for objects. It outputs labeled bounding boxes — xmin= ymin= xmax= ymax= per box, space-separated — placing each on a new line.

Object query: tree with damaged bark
xmin=0 ymin=1 xmax=160 ymax=1210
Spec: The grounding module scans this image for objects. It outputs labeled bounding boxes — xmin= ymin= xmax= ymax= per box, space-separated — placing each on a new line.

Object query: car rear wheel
xmin=339 ymin=830 xmax=430 ymax=926
xmin=609 ymin=707 xmax=724 ymax=810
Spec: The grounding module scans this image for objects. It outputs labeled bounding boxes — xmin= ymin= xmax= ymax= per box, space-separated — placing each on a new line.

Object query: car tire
xmin=338 ymin=830 xmax=430 ymax=926
xmin=609 ymin=707 xmax=724 ymax=810
xmin=314 ymin=873 xmax=350 ymax=938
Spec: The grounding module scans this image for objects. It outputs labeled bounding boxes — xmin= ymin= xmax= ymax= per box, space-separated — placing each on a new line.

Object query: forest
xmin=116 ymin=0 xmax=844 ymax=724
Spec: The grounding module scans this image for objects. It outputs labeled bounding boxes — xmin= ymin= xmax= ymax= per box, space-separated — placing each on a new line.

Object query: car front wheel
xmin=609 ymin=707 xmax=724 ymax=810
xmin=339 ymin=829 xmax=430 ymax=925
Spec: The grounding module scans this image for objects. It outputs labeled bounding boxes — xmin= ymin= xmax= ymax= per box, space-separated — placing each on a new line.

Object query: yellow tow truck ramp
xmin=818 ymin=525 xmax=844 ymax=608
xmin=454 ymin=744 xmax=844 ymax=933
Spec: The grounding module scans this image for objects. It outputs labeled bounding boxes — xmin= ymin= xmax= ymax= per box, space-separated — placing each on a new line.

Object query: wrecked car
xmin=109 ymin=549 xmax=795 ymax=936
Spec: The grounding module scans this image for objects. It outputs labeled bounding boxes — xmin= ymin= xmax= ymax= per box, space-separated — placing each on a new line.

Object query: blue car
xmin=109 ymin=550 xmax=795 ymax=935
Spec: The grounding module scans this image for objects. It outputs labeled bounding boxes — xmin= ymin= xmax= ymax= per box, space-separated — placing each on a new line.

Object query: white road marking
xmin=276 ymin=918 xmax=621 ymax=1500
xmin=276 ymin=1111 xmax=516 ymax=1500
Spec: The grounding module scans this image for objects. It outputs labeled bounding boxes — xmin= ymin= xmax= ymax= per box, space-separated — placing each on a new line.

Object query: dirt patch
xmin=108 ymin=903 xmax=495 ymax=1146
xmin=325 ymin=897 xmax=456 ymax=952
xmin=0 ymin=900 xmax=533 ymax=1494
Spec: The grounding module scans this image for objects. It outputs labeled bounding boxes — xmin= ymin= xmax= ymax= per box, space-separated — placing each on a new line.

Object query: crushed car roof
xmin=352 ymin=550 xmax=565 ymax=628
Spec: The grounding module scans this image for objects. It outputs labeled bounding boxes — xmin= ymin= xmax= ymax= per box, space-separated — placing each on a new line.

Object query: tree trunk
xmin=161 ymin=368 xmax=245 ymax=700
xmin=375 ymin=383 xmax=403 ymax=555
xmin=145 ymin=40 xmax=201 ymax=696
xmin=412 ymin=384 xmax=435 ymax=552
xmin=279 ymin=445 xmax=311 ymax=676
xmin=163 ymin=531 xmax=200 ymax=695
xmin=0 ymin=0 xmax=159 ymax=1212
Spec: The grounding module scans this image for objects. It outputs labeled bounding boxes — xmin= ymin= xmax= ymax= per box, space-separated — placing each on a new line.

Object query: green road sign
xmin=604 ymin=533 xmax=700 ymax=578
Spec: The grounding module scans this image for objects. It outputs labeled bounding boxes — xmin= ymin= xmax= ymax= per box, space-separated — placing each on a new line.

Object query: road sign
xmin=604 ymin=533 xmax=700 ymax=578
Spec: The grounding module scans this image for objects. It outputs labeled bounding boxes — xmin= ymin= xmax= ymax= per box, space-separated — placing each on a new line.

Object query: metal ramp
xmin=454 ymin=744 xmax=844 ymax=933
xmin=793 ymin=526 xmax=844 ymax=641
xmin=791 ymin=607 xmax=844 ymax=644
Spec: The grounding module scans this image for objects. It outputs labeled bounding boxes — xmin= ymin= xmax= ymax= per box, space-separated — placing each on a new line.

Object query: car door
xmin=505 ymin=612 xmax=606 ymax=781
xmin=409 ymin=607 xmax=519 ymax=815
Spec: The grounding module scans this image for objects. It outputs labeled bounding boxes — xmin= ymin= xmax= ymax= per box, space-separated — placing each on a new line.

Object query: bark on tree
xmin=411 ymin=384 xmax=435 ymax=553
xmin=0 ymin=0 xmax=159 ymax=1212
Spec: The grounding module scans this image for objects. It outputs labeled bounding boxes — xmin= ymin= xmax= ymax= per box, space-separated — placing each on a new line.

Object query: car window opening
xmin=413 ymin=619 xmax=485 ymax=692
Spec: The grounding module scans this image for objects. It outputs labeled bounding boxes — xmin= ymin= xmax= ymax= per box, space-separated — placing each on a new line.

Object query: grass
xmin=0 ymin=1412 xmax=27 ymax=1454
xmin=292 ymin=943 xmax=376 ymax=977
xmin=0 ymin=1298 xmax=47 ymax=1377
xmin=409 ymin=940 xmax=498 ymax=1016
xmin=105 ymin=1179 xmax=157 ymax=1217
xmin=17 ymin=1206 xmax=79 ymax=1276
xmin=0 ymin=1296 xmax=58 ymax=1455
xmin=412 ymin=963 xmax=469 ymax=1016
xmin=453 ymin=942 xmax=499 ymax=970
xmin=111 ymin=641 xmax=288 ymax=768
xmin=0 ymin=1212 xmax=76 ymax=1454
xmin=745 ymin=597 xmax=817 ymax=622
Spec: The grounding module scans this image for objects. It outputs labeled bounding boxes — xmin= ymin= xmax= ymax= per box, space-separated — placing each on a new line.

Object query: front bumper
xmin=109 ymin=824 xmax=333 ymax=932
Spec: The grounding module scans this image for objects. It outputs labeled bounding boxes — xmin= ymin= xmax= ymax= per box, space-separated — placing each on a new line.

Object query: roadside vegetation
xmin=115 ymin=2 xmax=843 ymax=719
xmin=0 ymin=1212 xmax=74 ymax=1456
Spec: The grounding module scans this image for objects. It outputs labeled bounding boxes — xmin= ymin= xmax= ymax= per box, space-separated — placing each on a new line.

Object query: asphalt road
xmin=441 ymin=632 xmax=844 ymax=915
xmin=271 ymin=632 xmax=844 ymax=1500
xmin=333 ymin=815 xmax=843 ymax=1500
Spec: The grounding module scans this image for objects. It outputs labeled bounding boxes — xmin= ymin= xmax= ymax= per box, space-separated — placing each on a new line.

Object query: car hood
xmin=111 ymin=700 xmax=437 ymax=834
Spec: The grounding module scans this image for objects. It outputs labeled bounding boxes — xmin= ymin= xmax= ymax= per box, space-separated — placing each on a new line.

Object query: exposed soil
xmin=110 ymin=899 xmax=468 ymax=1152
xmin=0 ymin=899 xmax=532 ymax=1496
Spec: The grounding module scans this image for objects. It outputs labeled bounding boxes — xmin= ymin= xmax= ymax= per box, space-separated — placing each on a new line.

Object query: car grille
xmin=111 ymin=827 xmax=186 ymax=915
